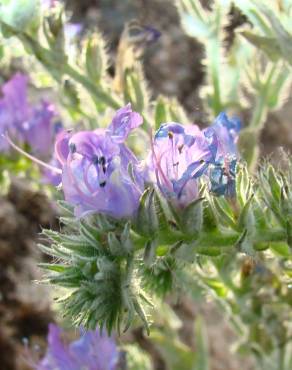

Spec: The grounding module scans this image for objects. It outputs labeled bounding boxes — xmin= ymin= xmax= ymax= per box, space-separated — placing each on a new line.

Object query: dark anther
xmin=99 ymin=156 xmax=106 ymax=166
xmin=178 ymin=144 xmax=184 ymax=154
xmin=99 ymin=181 xmax=106 ymax=187
xmin=168 ymin=131 xmax=174 ymax=139
xmin=102 ymin=165 xmax=106 ymax=174
xmin=200 ymin=159 xmax=205 ymax=164
xmin=69 ymin=142 xmax=76 ymax=153
xmin=173 ymin=162 xmax=179 ymax=167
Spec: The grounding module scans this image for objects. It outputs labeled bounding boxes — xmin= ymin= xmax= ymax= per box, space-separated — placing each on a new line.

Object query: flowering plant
xmin=0 ymin=1 xmax=291 ymax=369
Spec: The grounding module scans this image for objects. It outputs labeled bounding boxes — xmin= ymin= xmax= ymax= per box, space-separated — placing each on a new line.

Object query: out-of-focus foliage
xmin=0 ymin=0 xmax=40 ymax=34
xmin=177 ymin=0 xmax=292 ymax=169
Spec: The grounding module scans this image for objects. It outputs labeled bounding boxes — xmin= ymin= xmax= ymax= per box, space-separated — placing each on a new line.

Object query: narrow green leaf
xmin=192 ymin=316 xmax=209 ymax=370
xmin=240 ymin=32 xmax=281 ymax=62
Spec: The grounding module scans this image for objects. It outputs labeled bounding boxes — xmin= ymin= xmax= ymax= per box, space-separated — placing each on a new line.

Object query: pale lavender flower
xmin=150 ymin=122 xmax=212 ymax=208
xmin=150 ymin=112 xmax=241 ymax=205
xmin=108 ymin=103 xmax=143 ymax=144
xmin=36 ymin=324 xmax=119 ymax=370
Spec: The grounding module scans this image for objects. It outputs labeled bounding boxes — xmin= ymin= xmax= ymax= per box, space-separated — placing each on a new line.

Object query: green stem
xmin=250 ymin=95 xmax=268 ymax=129
xmin=207 ymin=39 xmax=222 ymax=115
xmin=278 ymin=344 xmax=286 ymax=370
xmin=246 ymin=64 xmax=277 ymax=169
xmin=64 ymin=64 xmax=122 ymax=110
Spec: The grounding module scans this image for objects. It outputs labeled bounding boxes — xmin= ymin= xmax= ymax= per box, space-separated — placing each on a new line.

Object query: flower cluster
xmin=51 ymin=105 xmax=240 ymax=219
xmin=2 ymin=88 xmax=239 ymax=216
xmin=27 ymin=324 xmax=119 ymax=370
xmin=0 ymin=73 xmax=59 ymax=158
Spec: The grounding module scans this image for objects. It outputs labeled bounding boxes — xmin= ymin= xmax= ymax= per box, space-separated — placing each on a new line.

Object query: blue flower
xmin=204 ymin=112 xmax=241 ymax=197
xmin=37 ymin=324 xmax=119 ymax=370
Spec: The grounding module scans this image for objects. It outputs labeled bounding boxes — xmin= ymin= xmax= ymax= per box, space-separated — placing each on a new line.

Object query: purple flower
xmin=203 ymin=112 xmax=241 ymax=197
xmin=107 ymin=103 xmax=143 ymax=144
xmin=204 ymin=112 xmax=240 ymax=162
xmin=142 ymin=26 xmax=161 ymax=43
xmin=55 ymin=106 xmax=144 ymax=219
xmin=150 ymin=122 xmax=212 ymax=208
xmin=0 ymin=73 xmax=31 ymax=150
xmin=65 ymin=23 xmax=83 ymax=42
xmin=128 ymin=23 xmax=161 ymax=44
xmin=0 ymin=100 xmax=12 ymax=151
xmin=23 ymin=101 xmax=56 ymax=158
xmin=1 ymin=73 xmax=31 ymax=125
xmin=36 ymin=324 xmax=119 ymax=370
xmin=0 ymin=73 xmax=57 ymax=158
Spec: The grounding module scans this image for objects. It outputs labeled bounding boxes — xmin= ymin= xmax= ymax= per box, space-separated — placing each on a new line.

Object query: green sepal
xmin=143 ymin=240 xmax=157 ymax=267
xmin=180 ymin=197 xmax=204 ymax=236
xmin=211 ymin=196 xmax=237 ymax=231
xmin=108 ymin=232 xmax=123 ymax=257
xmin=135 ymin=188 xmax=156 ymax=236
xmin=120 ymin=222 xmax=134 ymax=255
xmin=57 ymin=200 xmax=74 ymax=216
xmin=237 ymin=194 xmax=255 ymax=232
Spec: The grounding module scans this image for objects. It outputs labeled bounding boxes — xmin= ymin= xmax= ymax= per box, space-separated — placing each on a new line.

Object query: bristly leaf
xmin=85 ymin=32 xmax=109 ymax=84
xmin=39 ymin=213 xmax=150 ymax=334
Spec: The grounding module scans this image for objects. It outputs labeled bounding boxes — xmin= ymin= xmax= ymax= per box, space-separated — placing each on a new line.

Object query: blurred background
xmin=0 ymin=1 xmax=291 ymax=369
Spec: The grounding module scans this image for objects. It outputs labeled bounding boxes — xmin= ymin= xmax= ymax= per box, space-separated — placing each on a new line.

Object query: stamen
xmin=178 ymin=144 xmax=184 ymax=154
xmin=168 ymin=131 xmax=174 ymax=139
xmin=99 ymin=181 xmax=106 ymax=187
xmin=99 ymin=156 xmax=106 ymax=166
xmin=3 ymin=133 xmax=62 ymax=174
xmin=69 ymin=142 xmax=76 ymax=153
